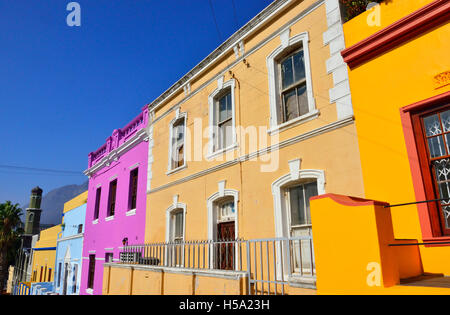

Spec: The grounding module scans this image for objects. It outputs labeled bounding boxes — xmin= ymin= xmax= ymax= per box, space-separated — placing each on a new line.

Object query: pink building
xmin=80 ymin=106 xmax=150 ymax=295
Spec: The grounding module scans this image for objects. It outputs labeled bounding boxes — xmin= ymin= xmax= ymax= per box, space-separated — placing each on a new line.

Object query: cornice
xmin=341 ymin=0 xmax=450 ymax=69
xmin=84 ymin=128 xmax=149 ymax=177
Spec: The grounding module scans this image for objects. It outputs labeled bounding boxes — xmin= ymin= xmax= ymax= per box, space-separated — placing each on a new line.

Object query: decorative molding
xmin=323 ymin=0 xmax=354 ymax=120
xmin=148 ymin=116 xmax=354 ymax=195
xmin=165 ymin=202 xmax=187 ymax=243
xmin=266 ymin=31 xmax=316 ymax=128
xmin=288 ymin=159 xmax=302 ymax=180
xmin=341 ymin=0 xmax=450 ymax=69
xmin=84 ymin=128 xmax=150 ymax=177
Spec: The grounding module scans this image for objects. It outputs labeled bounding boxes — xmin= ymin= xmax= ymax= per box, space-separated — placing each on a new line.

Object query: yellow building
xmin=30 ymin=225 xmax=61 ymax=284
xmin=104 ymin=0 xmax=367 ymax=295
xmin=310 ymin=0 xmax=450 ymax=294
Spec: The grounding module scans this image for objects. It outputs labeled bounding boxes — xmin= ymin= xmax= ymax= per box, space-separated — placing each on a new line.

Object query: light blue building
xmin=53 ymin=192 xmax=87 ymax=295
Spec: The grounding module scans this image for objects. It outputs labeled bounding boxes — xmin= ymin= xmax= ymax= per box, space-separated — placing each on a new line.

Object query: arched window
xmin=267 ymin=31 xmax=317 ymax=133
xmin=165 ymin=202 xmax=186 ymax=267
xmin=168 ymin=112 xmax=187 ymax=172
xmin=208 ymin=79 xmax=237 ymax=157
xmin=207 ymin=189 xmax=239 ymax=270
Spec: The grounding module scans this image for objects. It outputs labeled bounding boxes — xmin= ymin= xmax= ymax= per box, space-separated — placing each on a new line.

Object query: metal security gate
xmin=246 ymin=236 xmax=315 ymax=295
xmin=119 ymin=236 xmax=315 ymax=295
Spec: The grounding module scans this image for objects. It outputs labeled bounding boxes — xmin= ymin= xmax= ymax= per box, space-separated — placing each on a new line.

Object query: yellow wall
xmin=103 ymin=264 xmax=247 ymax=295
xmin=310 ymin=194 xmax=450 ymax=295
xmin=146 ymin=0 xmax=365 ymax=243
xmin=31 ymin=224 xmax=61 ymax=283
xmin=63 ymin=191 xmax=88 ymax=214
xmin=343 ymin=0 xmax=450 ymax=276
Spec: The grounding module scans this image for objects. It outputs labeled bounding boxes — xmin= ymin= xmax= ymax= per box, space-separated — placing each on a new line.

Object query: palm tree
xmin=0 ymin=201 xmax=23 ymax=293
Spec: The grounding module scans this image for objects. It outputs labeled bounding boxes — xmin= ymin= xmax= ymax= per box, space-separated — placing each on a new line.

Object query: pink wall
xmin=80 ymin=108 xmax=149 ymax=295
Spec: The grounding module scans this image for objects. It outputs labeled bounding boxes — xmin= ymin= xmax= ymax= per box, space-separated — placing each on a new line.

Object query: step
xmin=400 ymin=274 xmax=450 ymax=289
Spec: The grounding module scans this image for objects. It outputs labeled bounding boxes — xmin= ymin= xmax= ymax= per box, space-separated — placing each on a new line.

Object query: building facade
xmin=309 ymin=0 xmax=450 ymax=294
xmin=53 ymin=191 xmax=87 ymax=295
xmin=103 ymin=0 xmax=367 ymax=295
xmin=80 ymin=106 xmax=150 ymax=295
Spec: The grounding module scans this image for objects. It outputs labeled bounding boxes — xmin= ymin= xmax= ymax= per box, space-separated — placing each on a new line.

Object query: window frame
xmin=207 ymin=79 xmax=238 ymax=158
xmin=128 ymin=167 xmax=139 ymax=211
xmin=93 ymin=187 xmax=101 ymax=221
xmin=87 ymin=255 xmax=95 ymax=290
xmin=107 ymin=179 xmax=117 ymax=218
xmin=266 ymin=32 xmax=317 ymax=135
xmin=167 ymin=112 xmax=187 ymax=174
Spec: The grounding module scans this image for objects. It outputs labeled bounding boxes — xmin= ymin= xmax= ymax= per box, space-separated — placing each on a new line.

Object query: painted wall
xmin=310 ymin=194 xmax=450 ymax=294
xmin=342 ymin=0 xmax=450 ymax=275
xmin=54 ymin=191 xmax=87 ymax=295
xmin=80 ymin=108 xmax=149 ymax=295
xmin=145 ymin=0 xmax=365 ymax=241
xmin=30 ymin=225 xmax=60 ymax=284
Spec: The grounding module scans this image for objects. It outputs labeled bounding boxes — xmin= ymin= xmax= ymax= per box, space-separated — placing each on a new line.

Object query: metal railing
xmin=119 ymin=236 xmax=316 ymax=295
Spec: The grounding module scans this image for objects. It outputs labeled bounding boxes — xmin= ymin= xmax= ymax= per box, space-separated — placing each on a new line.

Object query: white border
xmin=266 ymin=31 xmax=316 ymax=133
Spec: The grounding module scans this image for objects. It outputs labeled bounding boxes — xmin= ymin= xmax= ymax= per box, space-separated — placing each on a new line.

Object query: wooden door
xmin=217 ymin=221 xmax=235 ymax=270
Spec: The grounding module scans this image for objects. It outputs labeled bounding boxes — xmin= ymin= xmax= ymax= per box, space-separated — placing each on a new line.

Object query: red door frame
xmin=400 ymin=91 xmax=450 ymax=242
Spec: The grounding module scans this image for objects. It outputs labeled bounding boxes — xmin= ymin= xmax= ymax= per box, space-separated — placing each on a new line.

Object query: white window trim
xmin=207 ymin=189 xmax=239 ymax=242
xmin=271 ymin=169 xmax=324 ymax=282
xmin=207 ymin=79 xmax=238 ymax=158
xmin=125 ymin=209 xmax=136 ymax=216
xmin=167 ymin=112 xmax=188 ymax=174
xmin=206 ymin=189 xmax=239 ymax=270
xmin=266 ymin=31 xmax=317 ymax=134
xmin=165 ymin=202 xmax=187 ymax=243
xmin=105 ymin=215 xmax=114 ymax=222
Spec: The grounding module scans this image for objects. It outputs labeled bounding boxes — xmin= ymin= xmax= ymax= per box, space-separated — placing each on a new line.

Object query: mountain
xmin=21 ymin=181 xmax=89 ymax=226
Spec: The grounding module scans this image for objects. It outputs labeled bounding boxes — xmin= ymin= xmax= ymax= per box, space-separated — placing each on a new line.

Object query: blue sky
xmin=0 ymin=0 xmax=273 ymax=206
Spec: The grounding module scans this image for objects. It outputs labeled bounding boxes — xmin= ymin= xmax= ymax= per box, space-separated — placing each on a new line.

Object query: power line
xmin=231 ymin=0 xmax=239 ymax=29
xmin=0 ymin=164 xmax=84 ymax=176
xmin=208 ymin=0 xmax=223 ymax=42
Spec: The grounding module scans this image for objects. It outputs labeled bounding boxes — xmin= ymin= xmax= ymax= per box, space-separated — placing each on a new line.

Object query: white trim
xmin=88 ymin=250 xmax=96 ymax=254
xmin=271 ymin=169 xmax=325 ymax=239
xmin=149 ymin=116 xmax=353 ymax=194
xmin=208 ymin=79 xmax=238 ymax=157
xmin=165 ymin=202 xmax=187 ymax=243
xmin=207 ymin=189 xmax=239 ymax=241
xmin=323 ymin=0 xmax=353 ymax=120
xmin=207 ymin=189 xmax=240 ymax=270
xmin=56 ymin=233 xmax=84 ymax=242
xmin=105 ymin=247 xmax=114 ymax=251
xmin=167 ymin=111 xmax=188 ymax=173
xmin=85 ymin=288 xmax=93 ymax=295
xmin=266 ymin=31 xmax=316 ymax=130
xmin=147 ymin=123 xmax=155 ymax=193
xmin=125 ymin=209 xmax=136 ymax=217
xmin=105 ymin=216 xmax=114 ymax=222
xmin=84 ymin=128 xmax=149 ymax=177
xmin=92 ymin=219 xmax=98 ymax=225
xmin=128 ymin=162 xmax=140 ymax=170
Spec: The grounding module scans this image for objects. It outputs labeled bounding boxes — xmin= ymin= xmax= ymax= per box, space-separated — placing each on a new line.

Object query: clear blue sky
xmin=0 ymin=0 xmax=273 ymax=206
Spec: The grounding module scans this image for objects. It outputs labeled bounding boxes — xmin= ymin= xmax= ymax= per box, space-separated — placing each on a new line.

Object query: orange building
xmin=311 ymin=0 xmax=450 ymax=294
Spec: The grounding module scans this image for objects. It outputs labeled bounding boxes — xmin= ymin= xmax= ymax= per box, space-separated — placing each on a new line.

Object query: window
xmin=129 ymin=168 xmax=139 ymax=210
xmin=170 ymin=210 xmax=184 ymax=243
xmin=105 ymin=253 xmax=113 ymax=263
xmin=213 ymin=90 xmax=233 ymax=151
xmin=267 ymin=32 xmax=316 ymax=131
xmin=57 ymin=262 xmax=62 ymax=287
xmin=77 ymin=224 xmax=83 ymax=234
xmin=93 ymin=187 xmax=101 ymax=220
xmin=47 ymin=268 xmax=52 ymax=282
xmin=279 ymin=49 xmax=308 ymax=123
xmin=87 ymin=255 xmax=95 ymax=289
xmin=285 ymin=181 xmax=317 ymax=274
xmin=208 ymin=79 xmax=236 ymax=156
xmin=39 ymin=266 xmax=43 ymax=282
xmin=72 ymin=264 xmax=78 ymax=294
xmin=107 ymin=180 xmax=117 ymax=217
xmin=170 ymin=118 xmax=186 ymax=170
xmin=413 ymin=106 xmax=450 ymax=235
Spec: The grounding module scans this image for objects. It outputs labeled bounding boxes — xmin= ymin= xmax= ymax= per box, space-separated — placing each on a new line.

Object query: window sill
xmin=92 ymin=219 xmax=99 ymax=225
xmin=85 ymin=288 xmax=93 ymax=295
xmin=206 ymin=142 xmax=239 ymax=160
xmin=105 ymin=216 xmax=114 ymax=222
xmin=288 ymin=274 xmax=316 ymax=289
xmin=421 ymin=236 xmax=450 ymax=247
xmin=126 ymin=209 xmax=136 ymax=217
xmin=268 ymin=110 xmax=319 ymax=136
xmin=166 ymin=164 xmax=187 ymax=176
